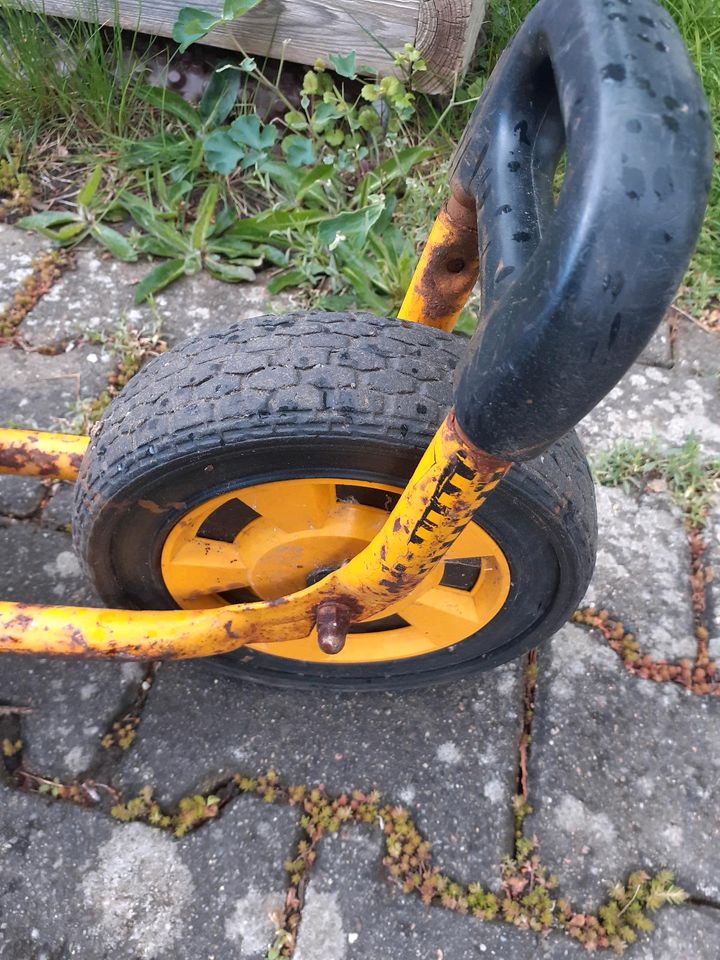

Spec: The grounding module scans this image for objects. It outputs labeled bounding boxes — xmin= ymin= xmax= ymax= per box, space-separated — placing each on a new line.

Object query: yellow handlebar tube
xmin=0 ymin=416 xmax=510 ymax=660
xmin=0 ymin=428 xmax=89 ymax=483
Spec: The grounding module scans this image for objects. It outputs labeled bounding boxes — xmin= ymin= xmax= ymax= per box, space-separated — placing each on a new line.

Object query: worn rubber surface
xmin=74 ymin=312 xmax=597 ymax=690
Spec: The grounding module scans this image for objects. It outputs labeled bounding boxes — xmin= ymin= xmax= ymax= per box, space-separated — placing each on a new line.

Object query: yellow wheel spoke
xmin=240 ymin=481 xmax=337 ymax=532
xmin=444 ymin=521 xmax=498 ymax=561
xmin=161 ymin=478 xmax=511 ymax=662
xmin=401 ymin=587 xmax=481 ymax=642
xmin=166 ymin=538 xmax=249 ymax=596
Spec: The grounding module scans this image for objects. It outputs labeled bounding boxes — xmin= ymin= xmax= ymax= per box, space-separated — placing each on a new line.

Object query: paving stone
xmin=526 ymin=623 xmax=720 ymax=911
xmin=636 ymin=316 xmax=673 ymax=369
xmin=578 ymin=361 xmax=720 ymax=456
xmin=0 ymin=518 xmax=146 ymax=779
xmin=0 ymin=782 xmax=297 ymax=959
xmin=0 ymin=223 xmax=50 ymax=313
xmin=40 ymin=480 xmax=74 ymax=529
xmin=582 ymin=486 xmax=696 ymax=659
xmin=19 ymin=242 xmax=297 ymax=350
xmin=536 ymin=904 xmax=720 ymax=959
xmin=18 ymin=247 xmax=145 ymax=348
xmin=0 ymin=476 xmax=44 ymax=517
xmin=0 ymin=345 xmax=113 ymax=431
xmin=118 ymin=661 xmax=524 ymax=889
xmin=154 ymin=269 xmax=297 ymax=346
xmin=672 ymin=316 xmax=720 ymax=379
xmin=294 ymin=825 xmax=539 ymax=960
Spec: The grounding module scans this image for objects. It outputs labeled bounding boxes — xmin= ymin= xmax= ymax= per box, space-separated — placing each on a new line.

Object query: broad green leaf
xmin=205 ymin=258 xmax=256 ymax=282
xmin=134 ymin=234 xmax=186 ymax=258
xmin=222 ymin=0 xmax=263 ymax=20
xmin=203 ymin=129 xmax=244 ymax=175
xmin=318 ymin=202 xmax=385 ymax=249
xmin=191 ymin=184 xmax=219 ymax=251
xmin=297 ymin=165 xmax=335 ymax=201
xmin=77 ymin=164 xmax=103 ymax=208
xmin=329 ymin=52 xmax=357 ymax=79
xmin=281 ymin=134 xmax=315 ymax=168
xmin=209 ymin=204 xmax=238 ymax=237
xmin=139 ymin=86 xmax=202 ymax=131
xmin=134 ymin=258 xmax=187 ymax=303
xmin=310 ymin=101 xmax=342 ymax=131
xmin=262 ymin=160 xmax=304 ymax=196
xmin=267 ymin=268 xmax=306 ymax=294
xmin=121 ymin=194 xmax=188 ymax=253
xmin=54 ymin=222 xmax=89 ymax=243
xmin=17 ymin=211 xmax=78 ymax=230
xmin=168 ymin=179 xmax=193 ymax=205
xmin=223 ymin=207 xmax=326 ymax=244
xmin=284 ymin=110 xmax=307 ymax=131
xmin=172 ymin=7 xmax=221 ymax=54
xmin=229 ymin=114 xmax=277 ymax=151
xmin=199 ymin=66 xmax=240 ymax=126
xmin=90 ymin=224 xmax=138 ymax=262
xmin=358 ymin=145 xmax=434 ymax=195
xmin=207 ymin=235 xmax=261 ymax=257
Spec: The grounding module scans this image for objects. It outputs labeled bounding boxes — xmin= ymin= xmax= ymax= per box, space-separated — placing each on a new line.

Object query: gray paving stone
xmin=0 ymin=518 xmax=135 ymax=779
xmin=118 ymin=660 xmax=523 ymax=888
xmin=526 ymin=623 xmax=720 ymax=911
xmin=19 ymin=241 xmax=297 ymax=350
xmin=578 ymin=361 xmax=720 ymax=456
xmin=40 ymin=480 xmax=74 ymax=530
xmin=294 ymin=825 xmax=539 ymax=960
xmin=672 ymin=316 xmax=720 ymax=380
xmin=0 ymin=782 xmax=297 ymax=960
xmin=154 ymin=269 xmax=297 ymax=345
xmin=0 ymin=224 xmax=50 ymax=313
xmin=0 ymin=476 xmax=44 ymax=517
xmin=636 ymin=317 xmax=673 ymax=369
xmin=0 ymin=344 xmax=113 ymax=431
xmin=18 ymin=247 xmax=141 ymax=348
xmin=582 ymin=486 xmax=696 ymax=659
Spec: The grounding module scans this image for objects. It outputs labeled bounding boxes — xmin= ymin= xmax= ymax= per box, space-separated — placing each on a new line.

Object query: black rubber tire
xmin=73 ymin=311 xmax=597 ymax=690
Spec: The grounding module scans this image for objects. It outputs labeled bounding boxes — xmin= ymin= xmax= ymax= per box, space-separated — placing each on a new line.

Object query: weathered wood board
xmin=39 ymin=0 xmax=486 ymax=93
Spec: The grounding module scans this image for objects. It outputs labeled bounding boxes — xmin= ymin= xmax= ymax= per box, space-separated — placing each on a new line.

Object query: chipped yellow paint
xmin=0 ymin=413 xmax=511 ymax=660
xmin=0 ymin=428 xmax=88 ymax=482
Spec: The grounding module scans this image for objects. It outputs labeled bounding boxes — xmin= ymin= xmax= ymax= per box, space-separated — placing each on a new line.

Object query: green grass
xmin=593 ymin=436 xmax=720 ymax=529
xmin=0 ymin=0 xmax=716 ymax=321
xmin=0 ymin=4 xmax=161 ymax=155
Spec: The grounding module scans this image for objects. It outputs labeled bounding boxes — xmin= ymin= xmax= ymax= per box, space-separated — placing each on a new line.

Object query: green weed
xmin=593 ymin=436 xmax=720 ymax=529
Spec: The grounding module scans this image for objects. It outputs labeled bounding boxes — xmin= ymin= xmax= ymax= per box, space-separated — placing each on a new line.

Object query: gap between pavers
xmin=293 ymin=826 xmax=540 ymax=960
xmin=0 ymin=780 xmax=296 ymax=960
xmin=526 ymin=623 xmax=720 ymax=911
xmin=115 ymin=658 xmax=524 ymax=892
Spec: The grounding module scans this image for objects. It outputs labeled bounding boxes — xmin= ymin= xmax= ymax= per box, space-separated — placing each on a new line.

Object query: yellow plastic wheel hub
xmin=161 ymin=478 xmax=511 ymax=664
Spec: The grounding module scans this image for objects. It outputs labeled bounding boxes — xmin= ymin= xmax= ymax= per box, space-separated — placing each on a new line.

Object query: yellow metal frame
xmin=0 ymin=198 xmax=510 ymax=662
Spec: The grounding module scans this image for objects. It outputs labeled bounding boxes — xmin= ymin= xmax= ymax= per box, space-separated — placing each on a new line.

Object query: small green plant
xmin=593 ymin=436 xmax=720 ymax=529
xmin=17 ymin=165 xmax=136 ymax=261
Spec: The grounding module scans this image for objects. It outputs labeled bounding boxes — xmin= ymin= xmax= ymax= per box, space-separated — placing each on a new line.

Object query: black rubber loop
xmin=451 ymin=0 xmax=713 ymax=461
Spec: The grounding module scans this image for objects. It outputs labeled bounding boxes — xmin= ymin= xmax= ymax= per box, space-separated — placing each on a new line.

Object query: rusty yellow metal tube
xmin=0 ymin=413 xmax=510 ymax=660
xmin=398 ymin=196 xmax=480 ymax=332
xmin=0 ymin=429 xmax=88 ymax=483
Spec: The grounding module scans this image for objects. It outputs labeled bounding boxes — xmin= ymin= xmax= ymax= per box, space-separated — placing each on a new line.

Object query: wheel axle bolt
xmin=316 ymin=601 xmax=353 ymax=655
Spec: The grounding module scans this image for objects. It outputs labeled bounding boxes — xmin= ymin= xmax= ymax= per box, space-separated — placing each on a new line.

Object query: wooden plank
xmin=39 ymin=0 xmax=485 ymax=93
